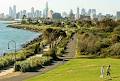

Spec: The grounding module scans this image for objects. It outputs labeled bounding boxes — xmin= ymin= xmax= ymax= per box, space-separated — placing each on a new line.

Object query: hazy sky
xmin=0 ymin=0 xmax=120 ymax=15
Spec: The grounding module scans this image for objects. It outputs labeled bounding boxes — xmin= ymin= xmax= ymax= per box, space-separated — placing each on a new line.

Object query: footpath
xmin=0 ymin=34 xmax=76 ymax=81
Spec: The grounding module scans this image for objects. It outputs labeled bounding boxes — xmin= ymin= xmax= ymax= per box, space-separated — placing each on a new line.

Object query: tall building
xmin=98 ymin=13 xmax=102 ymax=21
xmin=0 ymin=13 xmax=5 ymax=19
xmin=13 ymin=5 xmax=16 ymax=19
xmin=27 ymin=12 xmax=32 ymax=18
xmin=88 ymin=9 xmax=92 ymax=16
xmin=16 ymin=12 xmax=20 ymax=19
xmin=18 ymin=10 xmax=22 ymax=19
xmin=44 ymin=1 xmax=49 ymax=18
xmin=62 ymin=11 xmax=68 ymax=18
xmin=48 ymin=10 xmax=53 ymax=19
xmin=69 ymin=9 xmax=74 ymax=19
xmin=31 ymin=7 xmax=35 ymax=18
xmin=76 ymin=7 xmax=80 ymax=20
xmin=81 ymin=8 xmax=86 ymax=16
xmin=116 ymin=11 xmax=120 ymax=21
xmin=9 ymin=7 xmax=13 ymax=18
xmin=9 ymin=5 xmax=16 ymax=19
xmin=23 ymin=10 xmax=27 ymax=16
xmin=53 ymin=12 xmax=62 ymax=19
xmin=35 ymin=10 xmax=41 ymax=18
xmin=91 ymin=9 xmax=96 ymax=19
xmin=106 ymin=14 xmax=111 ymax=18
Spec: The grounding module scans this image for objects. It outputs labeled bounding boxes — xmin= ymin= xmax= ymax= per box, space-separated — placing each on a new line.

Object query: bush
xmin=110 ymin=34 xmax=120 ymax=43
xmin=108 ymin=43 xmax=120 ymax=56
xmin=114 ymin=26 xmax=120 ymax=32
xmin=56 ymin=47 xmax=65 ymax=56
xmin=0 ymin=55 xmax=14 ymax=70
xmin=0 ymin=41 xmax=45 ymax=70
xmin=14 ymin=56 xmax=51 ymax=72
xmin=43 ymin=48 xmax=58 ymax=60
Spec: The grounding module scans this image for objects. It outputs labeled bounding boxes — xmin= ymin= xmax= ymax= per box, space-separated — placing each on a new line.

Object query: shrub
xmin=0 ymin=54 xmax=14 ymax=70
xmin=14 ymin=56 xmax=51 ymax=72
xmin=0 ymin=41 xmax=44 ymax=70
xmin=110 ymin=34 xmax=120 ymax=43
xmin=114 ymin=26 xmax=120 ymax=32
xmin=56 ymin=47 xmax=65 ymax=56
xmin=108 ymin=43 xmax=120 ymax=56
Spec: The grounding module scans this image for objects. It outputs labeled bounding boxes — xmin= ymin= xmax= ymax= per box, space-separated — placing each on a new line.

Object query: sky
xmin=0 ymin=0 xmax=120 ymax=15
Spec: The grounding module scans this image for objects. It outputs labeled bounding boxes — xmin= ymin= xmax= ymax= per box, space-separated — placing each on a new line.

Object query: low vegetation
xmin=76 ymin=19 xmax=120 ymax=57
xmin=0 ymin=22 xmax=74 ymax=71
xmin=14 ymin=56 xmax=51 ymax=72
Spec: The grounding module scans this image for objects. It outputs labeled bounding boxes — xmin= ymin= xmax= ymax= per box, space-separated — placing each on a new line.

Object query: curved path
xmin=0 ymin=34 xmax=77 ymax=81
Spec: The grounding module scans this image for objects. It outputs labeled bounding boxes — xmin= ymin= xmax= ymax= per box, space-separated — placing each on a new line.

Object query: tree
xmin=21 ymin=15 xmax=27 ymax=24
xmin=27 ymin=18 xmax=32 ymax=24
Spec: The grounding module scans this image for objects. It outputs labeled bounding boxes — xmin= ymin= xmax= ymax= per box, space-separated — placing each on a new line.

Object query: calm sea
xmin=0 ymin=21 xmax=40 ymax=55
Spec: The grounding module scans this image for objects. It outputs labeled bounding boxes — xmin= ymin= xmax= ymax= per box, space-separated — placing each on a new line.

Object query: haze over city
xmin=0 ymin=0 xmax=120 ymax=15
xmin=1 ymin=0 xmax=120 ymax=81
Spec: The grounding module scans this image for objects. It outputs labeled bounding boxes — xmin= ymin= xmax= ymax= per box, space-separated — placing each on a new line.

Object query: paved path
xmin=0 ymin=34 xmax=76 ymax=81
xmin=0 ymin=67 xmax=14 ymax=77
xmin=0 ymin=45 xmax=49 ymax=78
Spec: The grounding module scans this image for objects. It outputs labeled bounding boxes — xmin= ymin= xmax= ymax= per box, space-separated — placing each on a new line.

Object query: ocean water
xmin=0 ymin=21 xmax=40 ymax=55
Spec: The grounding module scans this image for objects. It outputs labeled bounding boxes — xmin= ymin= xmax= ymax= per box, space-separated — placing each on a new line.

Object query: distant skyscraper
xmin=9 ymin=5 xmax=16 ymax=19
xmin=91 ymin=9 xmax=96 ymax=15
xmin=35 ymin=10 xmax=41 ymax=18
xmin=16 ymin=12 xmax=20 ymax=19
xmin=44 ymin=1 xmax=49 ymax=18
xmin=19 ymin=10 xmax=23 ymax=18
xmin=91 ymin=9 xmax=96 ymax=19
xmin=88 ymin=9 xmax=92 ymax=16
xmin=81 ymin=8 xmax=86 ymax=16
xmin=106 ymin=14 xmax=111 ymax=18
xmin=31 ymin=7 xmax=35 ymax=18
xmin=43 ymin=9 xmax=45 ymax=18
xmin=48 ymin=10 xmax=53 ymax=19
xmin=116 ymin=11 xmax=120 ymax=20
xmin=23 ymin=10 xmax=27 ymax=16
xmin=9 ymin=7 xmax=13 ymax=17
xmin=69 ymin=9 xmax=74 ymax=19
xmin=76 ymin=7 xmax=80 ymax=19
xmin=27 ymin=12 xmax=32 ymax=18
xmin=62 ymin=11 xmax=68 ymax=18
xmin=13 ymin=5 xmax=16 ymax=19
xmin=0 ymin=13 xmax=5 ymax=19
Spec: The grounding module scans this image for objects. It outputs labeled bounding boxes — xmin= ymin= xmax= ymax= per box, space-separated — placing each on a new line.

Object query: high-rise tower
xmin=81 ymin=8 xmax=86 ymax=16
xmin=31 ymin=7 xmax=35 ymax=18
xmin=13 ymin=5 xmax=16 ymax=19
xmin=45 ymin=1 xmax=48 ymax=18
xmin=76 ymin=7 xmax=80 ymax=19
xmin=9 ymin=7 xmax=13 ymax=17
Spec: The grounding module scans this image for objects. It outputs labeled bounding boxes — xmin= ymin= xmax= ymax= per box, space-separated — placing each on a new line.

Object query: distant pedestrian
xmin=100 ymin=66 xmax=105 ymax=78
xmin=63 ymin=58 xmax=65 ymax=64
xmin=107 ymin=65 xmax=112 ymax=79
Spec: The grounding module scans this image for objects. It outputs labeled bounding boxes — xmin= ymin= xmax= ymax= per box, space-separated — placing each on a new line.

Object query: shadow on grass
xmin=77 ymin=55 xmax=106 ymax=59
xmin=112 ymin=76 xmax=120 ymax=79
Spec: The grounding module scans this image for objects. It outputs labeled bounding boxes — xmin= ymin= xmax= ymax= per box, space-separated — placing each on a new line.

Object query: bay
xmin=0 ymin=21 xmax=40 ymax=55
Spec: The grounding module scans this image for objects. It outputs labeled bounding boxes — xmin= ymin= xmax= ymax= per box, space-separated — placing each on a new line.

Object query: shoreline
xmin=1 ymin=23 xmax=43 ymax=55
xmin=7 ymin=23 xmax=43 ymax=49
xmin=7 ymin=24 xmax=44 ymax=33
xmin=21 ymin=34 xmax=42 ymax=48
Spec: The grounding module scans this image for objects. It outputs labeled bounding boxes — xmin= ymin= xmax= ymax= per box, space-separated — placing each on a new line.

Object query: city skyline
xmin=0 ymin=0 xmax=120 ymax=15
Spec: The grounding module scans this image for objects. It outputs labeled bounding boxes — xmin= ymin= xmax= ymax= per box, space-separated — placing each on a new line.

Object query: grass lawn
xmin=25 ymin=58 xmax=120 ymax=81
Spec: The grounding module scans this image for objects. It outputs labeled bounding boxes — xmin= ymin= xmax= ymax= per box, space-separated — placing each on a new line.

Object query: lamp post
xmin=8 ymin=40 xmax=17 ymax=62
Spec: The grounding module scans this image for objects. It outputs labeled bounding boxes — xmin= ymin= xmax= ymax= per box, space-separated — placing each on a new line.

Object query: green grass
xmin=25 ymin=58 xmax=120 ymax=81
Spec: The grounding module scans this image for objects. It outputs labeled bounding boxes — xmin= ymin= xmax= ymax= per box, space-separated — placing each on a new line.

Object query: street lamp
xmin=8 ymin=40 xmax=17 ymax=62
